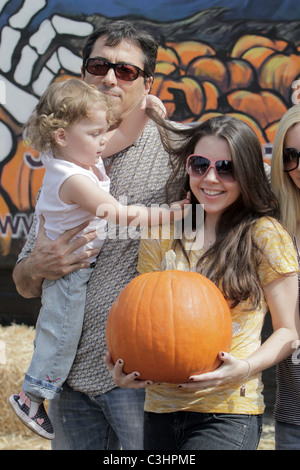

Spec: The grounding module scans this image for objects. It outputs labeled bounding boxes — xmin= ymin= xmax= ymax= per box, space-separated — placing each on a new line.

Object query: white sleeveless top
xmin=35 ymin=154 xmax=110 ymax=263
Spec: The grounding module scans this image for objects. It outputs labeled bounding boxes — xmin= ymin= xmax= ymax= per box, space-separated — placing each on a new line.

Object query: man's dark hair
xmin=82 ymin=20 xmax=159 ymax=80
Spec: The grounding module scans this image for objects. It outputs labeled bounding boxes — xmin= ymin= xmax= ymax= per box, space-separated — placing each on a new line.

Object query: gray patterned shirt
xmin=18 ymin=122 xmax=175 ymax=396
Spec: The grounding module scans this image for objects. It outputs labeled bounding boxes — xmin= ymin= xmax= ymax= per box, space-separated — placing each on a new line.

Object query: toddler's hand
xmin=170 ymin=191 xmax=191 ymax=220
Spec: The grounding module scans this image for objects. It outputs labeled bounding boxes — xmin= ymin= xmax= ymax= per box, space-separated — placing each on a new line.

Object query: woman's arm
xmin=102 ymin=95 xmax=166 ymax=158
xmin=179 ymin=273 xmax=300 ymax=389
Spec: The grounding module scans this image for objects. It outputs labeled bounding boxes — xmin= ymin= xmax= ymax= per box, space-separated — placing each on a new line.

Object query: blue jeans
xmin=23 ymin=268 xmax=93 ymax=400
xmin=144 ymin=411 xmax=262 ymax=450
xmin=48 ymin=384 xmax=145 ymax=450
xmin=275 ymin=420 xmax=300 ymax=450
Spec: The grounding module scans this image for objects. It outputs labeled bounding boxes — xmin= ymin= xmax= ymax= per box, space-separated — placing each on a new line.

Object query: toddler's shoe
xmin=9 ymin=391 xmax=54 ymax=440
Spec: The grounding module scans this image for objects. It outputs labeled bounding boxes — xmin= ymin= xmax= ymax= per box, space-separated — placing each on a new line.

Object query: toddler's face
xmin=56 ymin=108 xmax=108 ymax=169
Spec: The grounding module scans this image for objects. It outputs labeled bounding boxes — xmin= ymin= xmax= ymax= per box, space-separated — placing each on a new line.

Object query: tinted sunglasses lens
xmin=188 ymin=156 xmax=234 ymax=180
xmin=86 ymin=59 xmax=140 ymax=81
xmin=189 ymin=156 xmax=210 ymax=176
xmin=215 ymin=160 xmax=234 ymax=180
xmin=283 ymin=148 xmax=299 ymax=172
xmin=86 ymin=59 xmax=109 ymax=75
xmin=115 ymin=64 xmax=139 ymax=81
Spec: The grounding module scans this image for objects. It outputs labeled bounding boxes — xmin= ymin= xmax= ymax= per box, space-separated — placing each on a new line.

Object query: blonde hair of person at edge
xmin=271 ymin=102 xmax=300 ymax=450
xmin=271 ymin=103 xmax=300 ymax=239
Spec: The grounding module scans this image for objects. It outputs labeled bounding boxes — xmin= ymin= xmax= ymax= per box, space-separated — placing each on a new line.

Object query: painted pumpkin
xmin=106 ymin=270 xmax=232 ymax=383
xmin=226 ymin=90 xmax=287 ymax=129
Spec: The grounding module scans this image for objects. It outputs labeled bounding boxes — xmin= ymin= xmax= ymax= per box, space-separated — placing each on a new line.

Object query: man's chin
xmin=102 ymin=90 xmax=121 ymax=101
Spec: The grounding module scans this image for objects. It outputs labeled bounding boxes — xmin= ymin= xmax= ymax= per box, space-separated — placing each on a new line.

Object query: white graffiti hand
xmin=0 ymin=0 xmax=93 ymax=162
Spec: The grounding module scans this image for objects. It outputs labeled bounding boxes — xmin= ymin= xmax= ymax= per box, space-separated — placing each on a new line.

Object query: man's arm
xmin=13 ymin=216 xmax=99 ymax=298
xmin=102 ymin=95 xmax=165 ymax=158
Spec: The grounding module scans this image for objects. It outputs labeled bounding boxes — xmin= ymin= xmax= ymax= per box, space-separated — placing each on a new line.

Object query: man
xmin=13 ymin=21 xmax=175 ymax=450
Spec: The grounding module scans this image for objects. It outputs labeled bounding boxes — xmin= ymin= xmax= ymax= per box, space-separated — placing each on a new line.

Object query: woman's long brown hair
xmin=148 ymin=111 xmax=281 ymax=309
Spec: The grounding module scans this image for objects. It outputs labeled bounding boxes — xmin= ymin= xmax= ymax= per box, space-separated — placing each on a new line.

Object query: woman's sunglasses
xmin=283 ymin=148 xmax=300 ymax=172
xmin=84 ymin=57 xmax=145 ymax=81
xmin=186 ymin=155 xmax=235 ymax=182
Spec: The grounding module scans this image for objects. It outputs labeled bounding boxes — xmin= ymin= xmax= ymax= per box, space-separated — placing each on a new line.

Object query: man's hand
xmin=13 ymin=216 xmax=99 ymax=298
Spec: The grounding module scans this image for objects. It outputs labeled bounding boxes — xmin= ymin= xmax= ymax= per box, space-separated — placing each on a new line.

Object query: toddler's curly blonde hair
xmin=24 ymin=78 xmax=115 ymax=153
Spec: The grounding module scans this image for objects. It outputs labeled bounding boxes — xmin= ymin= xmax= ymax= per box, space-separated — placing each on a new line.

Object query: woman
xmin=271 ymin=103 xmax=300 ymax=450
xmin=106 ymin=115 xmax=299 ymax=450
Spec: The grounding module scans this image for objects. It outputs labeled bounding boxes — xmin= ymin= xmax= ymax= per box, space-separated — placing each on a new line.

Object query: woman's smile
xmin=189 ymin=135 xmax=241 ymax=221
xmin=201 ymin=188 xmax=225 ymax=197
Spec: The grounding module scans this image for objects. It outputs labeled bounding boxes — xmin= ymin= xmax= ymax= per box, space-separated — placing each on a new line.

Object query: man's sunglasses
xmin=84 ymin=57 xmax=145 ymax=81
xmin=283 ymin=148 xmax=300 ymax=172
xmin=186 ymin=154 xmax=235 ymax=182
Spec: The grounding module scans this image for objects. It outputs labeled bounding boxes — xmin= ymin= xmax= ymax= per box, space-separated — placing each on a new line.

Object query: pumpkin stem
xmin=162 ymin=250 xmax=177 ymax=270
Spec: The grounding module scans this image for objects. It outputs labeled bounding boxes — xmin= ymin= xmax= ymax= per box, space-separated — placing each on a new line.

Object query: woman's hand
xmin=178 ymin=352 xmax=250 ymax=390
xmin=105 ymin=352 xmax=154 ymax=389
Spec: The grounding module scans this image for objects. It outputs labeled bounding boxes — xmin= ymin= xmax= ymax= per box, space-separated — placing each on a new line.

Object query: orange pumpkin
xmin=106 ymin=270 xmax=232 ymax=383
xmin=186 ymin=57 xmax=254 ymax=94
xmin=198 ymin=111 xmax=267 ymax=146
xmin=226 ymin=90 xmax=287 ymax=129
xmin=156 ymin=45 xmax=179 ymax=66
xmin=241 ymin=46 xmax=277 ymax=73
xmin=259 ymin=52 xmax=300 ymax=103
xmin=231 ymin=34 xmax=287 ymax=58
xmin=167 ymin=40 xmax=215 ymax=69
xmin=151 ymin=75 xmax=206 ymax=118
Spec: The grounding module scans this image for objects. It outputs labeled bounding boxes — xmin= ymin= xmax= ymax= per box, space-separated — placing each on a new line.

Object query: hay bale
xmin=0 ymin=324 xmax=51 ymax=450
xmin=0 ymin=323 xmax=275 ymax=451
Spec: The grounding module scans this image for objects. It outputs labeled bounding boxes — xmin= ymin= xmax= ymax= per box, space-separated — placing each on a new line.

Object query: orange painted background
xmin=1 ymin=5 xmax=300 ymax=264
xmin=154 ymin=35 xmax=300 ymax=146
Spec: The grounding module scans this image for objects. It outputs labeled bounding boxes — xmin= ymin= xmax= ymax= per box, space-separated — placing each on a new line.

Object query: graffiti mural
xmin=1 ymin=0 xmax=300 ymax=263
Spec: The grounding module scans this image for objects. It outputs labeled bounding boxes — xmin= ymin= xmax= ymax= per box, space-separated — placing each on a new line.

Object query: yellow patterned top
xmin=137 ymin=217 xmax=298 ymax=415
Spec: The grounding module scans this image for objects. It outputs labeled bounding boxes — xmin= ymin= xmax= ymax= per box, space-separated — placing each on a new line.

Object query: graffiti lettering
xmin=24 ymin=152 xmax=43 ymax=169
xmin=0 ymin=213 xmax=33 ymax=238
